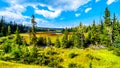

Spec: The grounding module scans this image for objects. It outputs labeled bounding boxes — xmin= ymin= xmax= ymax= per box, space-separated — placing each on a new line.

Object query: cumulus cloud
xmin=75 ymin=13 xmax=81 ymax=17
xmin=85 ymin=7 xmax=92 ymax=13
xmin=107 ymin=0 xmax=116 ymax=5
xmin=2 ymin=0 xmax=91 ymax=19
xmin=33 ymin=0 xmax=91 ymax=19
xmin=35 ymin=9 xmax=61 ymax=19
xmin=1 ymin=0 xmax=91 ymax=27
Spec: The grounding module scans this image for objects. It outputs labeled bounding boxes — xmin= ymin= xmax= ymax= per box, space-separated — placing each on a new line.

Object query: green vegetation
xmin=0 ymin=7 xmax=120 ymax=68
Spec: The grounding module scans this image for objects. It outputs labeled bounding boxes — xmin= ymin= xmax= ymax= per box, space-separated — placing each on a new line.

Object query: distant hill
xmin=35 ymin=27 xmax=64 ymax=32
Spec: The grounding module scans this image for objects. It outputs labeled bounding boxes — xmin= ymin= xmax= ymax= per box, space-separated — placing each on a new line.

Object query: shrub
xmin=68 ymin=63 xmax=83 ymax=68
xmin=46 ymin=50 xmax=58 ymax=55
xmin=86 ymin=54 xmax=94 ymax=60
xmin=48 ymin=61 xmax=58 ymax=67
xmin=69 ymin=52 xmax=78 ymax=58
xmin=1 ymin=40 xmax=12 ymax=53
xmin=113 ymin=49 xmax=120 ymax=56
xmin=89 ymin=62 xmax=92 ymax=68
xmin=55 ymin=37 xmax=61 ymax=48
xmin=0 ymin=38 xmax=7 ymax=45
xmin=113 ymin=35 xmax=120 ymax=48
xmin=37 ymin=37 xmax=47 ymax=46
xmin=11 ymin=44 xmax=22 ymax=61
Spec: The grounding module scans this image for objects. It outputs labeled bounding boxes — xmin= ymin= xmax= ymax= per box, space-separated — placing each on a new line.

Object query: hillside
xmin=0 ymin=48 xmax=120 ymax=68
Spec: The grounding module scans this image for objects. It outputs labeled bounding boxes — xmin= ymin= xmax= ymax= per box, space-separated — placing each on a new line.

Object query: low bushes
xmin=69 ymin=52 xmax=78 ymax=58
xmin=68 ymin=63 xmax=84 ymax=68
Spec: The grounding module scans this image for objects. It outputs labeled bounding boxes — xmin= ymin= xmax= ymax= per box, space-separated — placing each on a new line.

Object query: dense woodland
xmin=0 ymin=7 xmax=120 ymax=68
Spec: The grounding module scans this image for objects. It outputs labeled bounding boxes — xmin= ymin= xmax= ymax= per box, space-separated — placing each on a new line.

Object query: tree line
xmin=0 ymin=16 xmax=29 ymax=37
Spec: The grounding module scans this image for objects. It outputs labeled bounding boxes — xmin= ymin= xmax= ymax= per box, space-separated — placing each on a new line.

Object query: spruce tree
xmin=112 ymin=13 xmax=119 ymax=41
xmin=47 ymin=37 xmax=52 ymax=46
xmin=100 ymin=20 xmax=104 ymax=34
xmin=55 ymin=37 xmax=61 ymax=48
xmin=0 ymin=17 xmax=6 ymax=36
xmin=61 ymin=28 xmax=69 ymax=48
xmin=7 ymin=25 xmax=11 ymax=35
xmin=14 ymin=26 xmax=22 ymax=45
xmin=30 ymin=15 xmax=37 ymax=45
xmin=74 ymin=23 xmax=84 ymax=48
xmin=104 ymin=7 xmax=111 ymax=26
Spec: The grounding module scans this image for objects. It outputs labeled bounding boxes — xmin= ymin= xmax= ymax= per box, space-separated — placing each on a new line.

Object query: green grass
xmin=0 ymin=48 xmax=120 ymax=68
xmin=0 ymin=60 xmax=48 ymax=68
xmin=20 ymin=32 xmax=63 ymax=43
xmin=0 ymin=33 xmax=120 ymax=68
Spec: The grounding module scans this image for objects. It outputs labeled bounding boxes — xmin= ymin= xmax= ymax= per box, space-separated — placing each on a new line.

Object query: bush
xmin=68 ymin=63 xmax=84 ymax=68
xmin=113 ymin=49 xmax=120 ymax=56
xmin=48 ymin=61 xmax=58 ymax=67
xmin=86 ymin=54 xmax=94 ymax=60
xmin=68 ymin=63 xmax=77 ymax=68
xmin=69 ymin=52 xmax=78 ymax=58
xmin=113 ymin=35 xmax=120 ymax=48
xmin=46 ymin=50 xmax=58 ymax=55
xmin=37 ymin=37 xmax=47 ymax=46
xmin=11 ymin=44 xmax=22 ymax=61
xmin=1 ymin=40 xmax=12 ymax=53
xmin=0 ymin=38 xmax=7 ymax=45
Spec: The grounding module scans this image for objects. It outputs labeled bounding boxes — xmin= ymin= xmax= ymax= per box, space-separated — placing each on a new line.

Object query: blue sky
xmin=0 ymin=0 xmax=120 ymax=28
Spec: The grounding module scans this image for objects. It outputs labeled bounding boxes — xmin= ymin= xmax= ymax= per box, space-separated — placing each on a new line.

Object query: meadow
xmin=20 ymin=32 xmax=63 ymax=43
xmin=0 ymin=48 xmax=120 ymax=68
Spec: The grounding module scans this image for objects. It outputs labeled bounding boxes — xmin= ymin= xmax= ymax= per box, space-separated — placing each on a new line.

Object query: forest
xmin=0 ymin=7 xmax=120 ymax=68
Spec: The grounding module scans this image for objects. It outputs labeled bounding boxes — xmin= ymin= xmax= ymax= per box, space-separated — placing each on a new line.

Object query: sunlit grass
xmin=20 ymin=32 xmax=63 ymax=43
xmin=0 ymin=60 xmax=48 ymax=68
xmin=0 ymin=48 xmax=120 ymax=68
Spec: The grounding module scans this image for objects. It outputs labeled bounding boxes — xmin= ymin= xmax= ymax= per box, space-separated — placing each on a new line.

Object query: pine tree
xmin=112 ymin=13 xmax=119 ymax=41
xmin=55 ymin=37 xmax=61 ymax=48
xmin=30 ymin=15 xmax=37 ymax=45
xmin=91 ymin=20 xmax=99 ymax=45
xmin=47 ymin=37 xmax=52 ymax=46
xmin=0 ymin=17 xmax=6 ymax=36
xmin=0 ymin=16 xmax=4 ymax=31
xmin=74 ymin=23 xmax=84 ymax=48
xmin=104 ymin=7 xmax=111 ymax=26
xmin=100 ymin=20 xmax=104 ymax=34
xmin=7 ymin=25 xmax=11 ymax=35
xmin=14 ymin=26 xmax=22 ymax=45
xmin=61 ymin=28 xmax=69 ymax=48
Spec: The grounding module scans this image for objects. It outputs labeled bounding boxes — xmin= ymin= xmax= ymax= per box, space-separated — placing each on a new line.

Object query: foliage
xmin=69 ymin=52 xmax=78 ymax=58
xmin=68 ymin=63 xmax=84 ymax=68
xmin=37 ymin=37 xmax=47 ymax=46
xmin=61 ymin=28 xmax=69 ymax=48
xmin=47 ymin=37 xmax=52 ymax=46
xmin=55 ymin=37 xmax=61 ymax=48
xmin=7 ymin=25 xmax=11 ymax=35
xmin=14 ymin=26 xmax=23 ymax=45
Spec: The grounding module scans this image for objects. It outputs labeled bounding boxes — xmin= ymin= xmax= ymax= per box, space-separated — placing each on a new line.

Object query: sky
xmin=0 ymin=0 xmax=120 ymax=28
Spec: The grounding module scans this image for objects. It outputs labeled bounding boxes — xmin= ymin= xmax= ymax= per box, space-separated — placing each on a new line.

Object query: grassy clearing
xmin=20 ymin=32 xmax=63 ymax=43
xmin=0 ymin=48 xmax=120 ymax=68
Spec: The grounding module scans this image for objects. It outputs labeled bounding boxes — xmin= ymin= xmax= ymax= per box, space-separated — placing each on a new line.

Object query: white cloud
xmin=33 ymin=0 xmax=91 ymax=19
xmin=85 ymin=7 xmax=92 ymax=13
xmin=35 ymin=9 xmax=61 ymax=19
xmin=107 ymin=0 xmax=116 ymax=5
xmin=96 ymin=0 xmax=100 ymax=2
xmin=2 ymin=0 xmax=91 ymax=19
xmin=0 ymin=0 xmax=92 ymax=27
xmin=75 ymin=13 xmax=81 ymax=17
xmin=0 ymin=11 xmax=24 ymax=21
